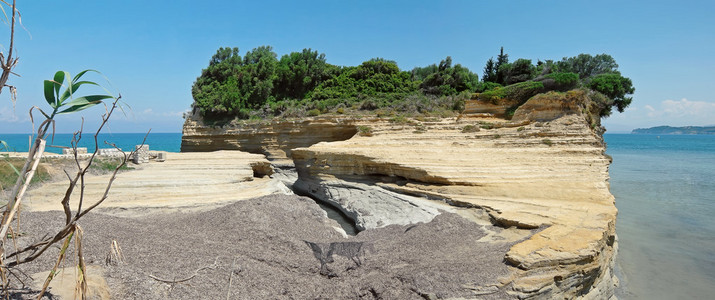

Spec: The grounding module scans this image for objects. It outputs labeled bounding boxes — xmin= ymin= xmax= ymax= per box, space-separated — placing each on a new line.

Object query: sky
xmin=0 ymin=0 xmax=713 ymax=133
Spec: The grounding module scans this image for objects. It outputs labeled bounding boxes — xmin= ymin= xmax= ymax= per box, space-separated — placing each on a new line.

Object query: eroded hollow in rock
xmin=293 ymin=184 xmax=360 ymax=236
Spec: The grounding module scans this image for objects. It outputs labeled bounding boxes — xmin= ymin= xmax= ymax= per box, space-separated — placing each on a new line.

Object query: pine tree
xmin=482 ymin=58 xmax=496 ymax=83
xmin=495 ymin=47 xmax=509 ymax=85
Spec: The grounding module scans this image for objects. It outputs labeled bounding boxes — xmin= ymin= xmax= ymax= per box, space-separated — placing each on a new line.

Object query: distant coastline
xmin=631 ymin=125 xmax=715 ymax=135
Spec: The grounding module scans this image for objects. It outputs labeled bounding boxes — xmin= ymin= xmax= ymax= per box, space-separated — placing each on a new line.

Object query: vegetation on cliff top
xmin=191 ymin=46 xmax=633 ymax=123
xmin=477 ymin=48 xmax=634 ymax=118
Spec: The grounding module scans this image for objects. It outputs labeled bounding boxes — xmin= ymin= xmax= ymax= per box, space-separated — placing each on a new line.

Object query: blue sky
xmin=0 ymin=0 xmax=713 ymax=133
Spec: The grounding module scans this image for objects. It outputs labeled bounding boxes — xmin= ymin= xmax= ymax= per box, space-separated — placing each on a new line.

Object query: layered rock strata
xmin=181 ymin=114 xmax=357 ymax=164
xmin=24 ymin=151 xmax=287 ymax=216
xmin=180 ymin=95 xmax=619 ymax=299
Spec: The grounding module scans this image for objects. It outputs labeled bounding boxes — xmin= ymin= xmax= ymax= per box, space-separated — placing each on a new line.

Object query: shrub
xmin=357 ymin=125 xmax=373 ymax=136
xmin=474 ymin=81 xmax=502 ymax=93
xmin=542 ymin=72 xmax=579 ymax=91
xmin=307 ymin=109 xmax=321 ymax=116
xmin=461 ymin=125 xmax=480 ymax=133
xmin=477 ymin=81 xmax=544 ymax=105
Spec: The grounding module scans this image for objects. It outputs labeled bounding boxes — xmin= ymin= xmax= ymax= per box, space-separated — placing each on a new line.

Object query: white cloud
xmin=0 ymin=106 xmax=20 ymax=122
xmin=136 ymin=108 xmax=188 ymax=119
xmin=663 ymin=98 xmax=715 ymax=116
xmin=604 ymin=98 xmax=715 ymax=131
xmin=645 ymin=98 xmax=715 ymax=119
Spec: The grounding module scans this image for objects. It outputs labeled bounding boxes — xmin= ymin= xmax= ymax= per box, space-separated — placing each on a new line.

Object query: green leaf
xmin=0 ymin=140 xmax=8 ymax=151
xmin=61 ymin=95 xmax=113 ymax=108
xmin=57 ymin=102 xmax=101 ymax=115
xmin=43 ymin=80 xmax=57 ymax=108
xmin=59 ymin=81 xmax=99 ymax=103
xmin=53 ymin=71 xmax=69 ymax=98
xmin=56 ymin=94 xmax=114 ymax=115
xmin=72 ymin=69 xmax=100 ymax=82
xmin=8 ymin=160 xmax=21 ymax=177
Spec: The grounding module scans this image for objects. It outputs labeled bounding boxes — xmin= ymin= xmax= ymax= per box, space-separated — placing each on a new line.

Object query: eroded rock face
xmin=181 ymin=113 xmax=357 ymax=163
xmin=180 ymin=97 xmax=619 ymax=299
xmin=511 ymin=91 xmax=581 ymax=123
xmin=289 ymin=113 xmax=617 ymax=299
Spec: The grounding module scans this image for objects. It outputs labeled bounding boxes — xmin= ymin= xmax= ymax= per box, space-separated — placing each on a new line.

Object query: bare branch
xmin=149 ymin=258 xmax=220 ymax=284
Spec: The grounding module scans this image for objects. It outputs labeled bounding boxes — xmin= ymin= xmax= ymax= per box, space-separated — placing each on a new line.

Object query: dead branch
xmin=0 ymin=0 xmax=19 ymax=97
xmin=226 ymin=257 xmax=237 ymax=300
xmin=5 ymin=97 xmax=133 ymax=266
xmin=149 ymin=258 xmax=220 ymax=284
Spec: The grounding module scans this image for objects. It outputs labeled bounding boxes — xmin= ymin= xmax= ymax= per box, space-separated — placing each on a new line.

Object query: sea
xmin=0 ymin=132 xmax=183 ymax=154
xmin=2 ymin=132 xmax=713 ymax=298
xmin=606 ymin=134 xmax=715 ymax=299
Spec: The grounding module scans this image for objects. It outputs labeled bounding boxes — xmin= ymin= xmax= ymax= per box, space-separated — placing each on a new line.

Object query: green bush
xmin=474 ymin=81 xmax=502 ymax=93
xmin=417 ymin=56 xmax=479 ymax=96
xmin=478 ymin=81 xmax=544 ymax=105
xmin=307 ymin=109 xmax=321 ymax=116
xmin=543 ymin=72 xmax=579 ymax=91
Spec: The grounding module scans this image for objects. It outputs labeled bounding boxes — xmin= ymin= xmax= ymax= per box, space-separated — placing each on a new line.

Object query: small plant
xmin=461 ymin=125 xmax=480 ymax=133
xmin=0 ymin=158 xmax=50 ymax=192
xmin=493 ymin=134 xmax=501 ymax=139
xmin=542 ymin=138 xmax=554 ymax=146
xmin=0 ymin=70 xmax=136 ymax=299
xmin=480 ymin=122 xmax=494 ymax=129
xmin=517 ymin=126 xmax=525 ymax=132
xmin=389 ymin=114 xmax=408 ymax=124
xmin=91 ymin=158 xmax=134 ymax=173
xmin=307 ymin=109 xmax=321 ymax=116
xmin=357 ymin=125 xmax=373 ymax=137
xmin=336 ymin=107 xmax=345 ymax=114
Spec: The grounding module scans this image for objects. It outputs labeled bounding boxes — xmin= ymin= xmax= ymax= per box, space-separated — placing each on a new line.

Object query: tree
xmin=274 ymin=48 xmax=333 ymax=100
xmin=240 ymin=46 xmax=278 ymax=108
xmin=587 ymin=73 xmax=634 ymax=113
xmin=482 ymin=57 xmax=496 ymax=83
xmin=419 ymin=56 xmax=479 ymax=96
xmin=192 ymin=45 xmax=279 ymax=119
xmin=556 ymin=54 xmax=618 ymax=79
xmin=495 ymin=47 xmax=509 ymax=84
xmin=502 ymin=58 xmax=535 ymax=84
xmin=310 ymin=59 xmax=415 ymax=100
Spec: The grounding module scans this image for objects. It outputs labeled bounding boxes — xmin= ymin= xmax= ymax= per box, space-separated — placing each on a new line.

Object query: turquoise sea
xmin=0 ymin=132 xmax=182 ymax=154
xmin=606 ymin=134 xmax=715 ymax=299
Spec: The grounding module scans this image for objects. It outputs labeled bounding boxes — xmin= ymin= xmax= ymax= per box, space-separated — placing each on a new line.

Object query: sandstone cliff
xmin=180 ymin=91 xmax=619 ymax=299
